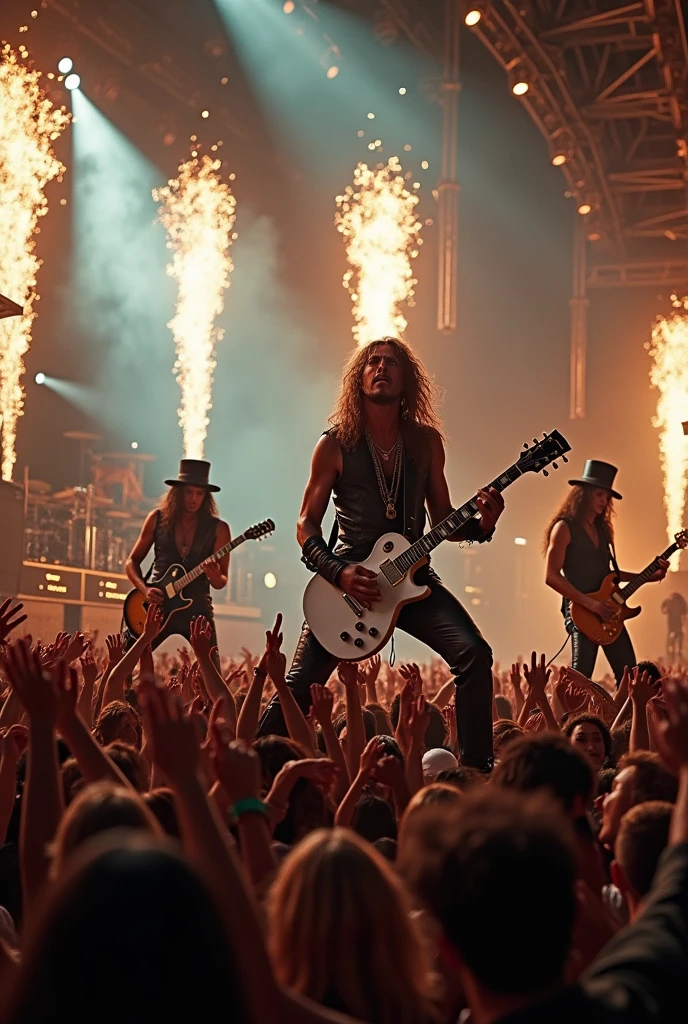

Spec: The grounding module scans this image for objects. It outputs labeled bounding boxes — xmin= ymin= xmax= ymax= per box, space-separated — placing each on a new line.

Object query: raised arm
xmin=125 ymin=510 xmax=163 ymax=605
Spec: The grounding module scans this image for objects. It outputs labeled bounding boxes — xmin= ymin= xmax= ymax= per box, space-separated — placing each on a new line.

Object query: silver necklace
xmin=373 ymin=434 xmax=400 ymax=461
xmin=366 ymin=432 xmax=403 ymax=520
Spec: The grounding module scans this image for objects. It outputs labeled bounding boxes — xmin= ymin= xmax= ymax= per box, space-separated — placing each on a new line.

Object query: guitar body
xmin=303 ymin=533 xmax=430 ymax=660
xmin=570 ymin=572 xmax=641 ymax=645
xmin=123 ymin=564 xmax=194 ymax=637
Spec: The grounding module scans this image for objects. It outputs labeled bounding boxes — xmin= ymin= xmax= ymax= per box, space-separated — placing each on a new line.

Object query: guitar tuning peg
xmin=533 ymin=438 xmax=538 ymax=445
xmin=553 ymin=462 xmax=558 ymax=470
xmin=523 ymin=442 xmax=528 ymax=449
xmin=562 ymin=455 xmax=568 ymax=463
xmin=543 ymin=469 xmax=549 ymax=477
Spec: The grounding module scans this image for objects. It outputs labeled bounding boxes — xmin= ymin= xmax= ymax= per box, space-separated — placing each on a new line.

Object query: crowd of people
xmin=0 ymin=593 xmax=686 ymax=1023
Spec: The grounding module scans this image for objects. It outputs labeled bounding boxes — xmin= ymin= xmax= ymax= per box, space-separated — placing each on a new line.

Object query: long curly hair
xmin=328 ymin=337 xmax=445 ymax=459
xmin=159 ymin=486 xmax=218 ymax=532
xmin=542 ymin=485 xmax=615 ymax=554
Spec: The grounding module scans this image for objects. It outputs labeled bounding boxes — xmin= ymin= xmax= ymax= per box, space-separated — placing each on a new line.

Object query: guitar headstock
xmin=517 ymin=430 xmax=571 ymax=477
xmin=675 ymin=529 xmax=688 ymax=550
xmin=245 ymin=519 xmax=275 ymax=541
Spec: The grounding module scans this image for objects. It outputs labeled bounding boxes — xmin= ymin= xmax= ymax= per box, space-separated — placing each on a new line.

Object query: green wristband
xmin=230 ymin=797 xmax=269 ymax=820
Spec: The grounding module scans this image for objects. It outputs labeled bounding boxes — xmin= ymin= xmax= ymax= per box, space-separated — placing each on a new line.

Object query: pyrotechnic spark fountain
xmin=153 ymin=154 xmax=236 ymax=459
xmin=648 ymin=296 xmax=688 ymax=567
xmin=335 ymin=158 xmax=422 ymax=346
xmin=0 ymin=45 xmax=69 ymax=480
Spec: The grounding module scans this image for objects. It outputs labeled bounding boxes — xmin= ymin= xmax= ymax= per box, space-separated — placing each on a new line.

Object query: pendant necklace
xmin=366 ymin=432 xmax=403 ymax=520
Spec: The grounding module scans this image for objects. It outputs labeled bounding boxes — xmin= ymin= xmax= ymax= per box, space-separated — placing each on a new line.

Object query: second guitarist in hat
xmin=543 ymin=460 xmax=668 ymax=682
xmin=124 ymin=459 xmax=230 ymax=651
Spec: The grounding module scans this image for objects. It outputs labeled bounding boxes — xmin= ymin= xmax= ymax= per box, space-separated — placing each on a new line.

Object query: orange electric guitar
xmin=570 ymin=530 xmax=688 ymax=645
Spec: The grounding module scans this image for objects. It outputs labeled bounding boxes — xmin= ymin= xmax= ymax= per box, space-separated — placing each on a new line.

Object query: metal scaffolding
xmin=377 ymin=0 xmax=688 ymax=414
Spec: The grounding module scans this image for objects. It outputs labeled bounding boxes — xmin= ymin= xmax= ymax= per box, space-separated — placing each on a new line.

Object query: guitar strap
xmin=605 ymin=523 xmax=621 ymax=576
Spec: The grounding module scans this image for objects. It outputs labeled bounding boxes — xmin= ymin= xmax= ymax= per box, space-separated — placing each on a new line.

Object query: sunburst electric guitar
xmin=303 ymin=431 xmax=571 ymax=660
xmin=123 ymin=518 xmax=275 ymax=637
xmin=570 ymin=529 xmax=688 ymax=645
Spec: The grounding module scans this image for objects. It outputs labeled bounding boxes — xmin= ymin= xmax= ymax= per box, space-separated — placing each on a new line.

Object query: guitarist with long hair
xmin=124 ymin=459 xmax=230 ymax=651
xmin=257 ymin=337 xmax=505 ymax=771
xmin=544 ymin=460 xmax=667 ymax=682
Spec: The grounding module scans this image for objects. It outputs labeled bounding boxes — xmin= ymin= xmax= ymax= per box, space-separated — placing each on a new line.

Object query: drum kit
xmin=23 ymin=431 xmax=157 ymax=573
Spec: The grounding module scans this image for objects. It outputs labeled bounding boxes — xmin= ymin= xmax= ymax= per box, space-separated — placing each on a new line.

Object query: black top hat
xmin=568 ymin=460 xmax=621 ymax=500
xmin=164 ymin=459 xmax=220 ymax=492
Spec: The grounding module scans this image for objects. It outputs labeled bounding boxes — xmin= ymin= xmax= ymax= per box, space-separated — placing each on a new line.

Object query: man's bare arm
xmin=296 ymin=434 xmax=342 ymax=548
xmin=125 ymin=511 xmax=158 ymax=594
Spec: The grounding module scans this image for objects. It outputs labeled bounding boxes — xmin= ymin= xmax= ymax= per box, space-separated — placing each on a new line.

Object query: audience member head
xmin=142 ymin=788 xmax=180 ymax=839
xmin=7 ymin=833 xmax=246 ymax=1023
xmin=94 ymin=701 xmax=142 ymax=750
xmin=400 ymin=790 xmax=576 ymax=1012
xmin=492 ymin=719 xmax=524 ymax=760
xmin=398 ymin=784 xmax=463 ymax=850
xmin=50 ymin=782 xmax=161 ymax=876
xmin=352 ymin=793 xmax=397 ymax=844
xmin=492 ymin=734 xmax=595 ymax=815
xmin=365 ymin=702 xmax=393 ymax=736
xmin=268 ymin=828 xmax=435 ymax=1024
xmin=598 ymin=751 xmax=678 ymax=849
xmin=422 ymin=747 xmax=458 ymax=781
xmin=104 ymin=742 xmax=149 ymax=792
xmin=563 ymin=714 xmax=613 ymax=770
xmin=435 ymin=766 xmax=484 ymax=791
xmin=612 ymin=801 xmax=672 ymax=920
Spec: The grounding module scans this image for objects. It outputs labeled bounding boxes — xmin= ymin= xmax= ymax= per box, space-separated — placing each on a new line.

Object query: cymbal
xmin=100 ymin=452 xmax=156 ymax=463
xmin=103 ymin=510 xmax=131 ymax=520
xmin=27 ymin=479 xmax=52 ymax=495
xmin=63 ymin=430 xmax=102 ymax=442
xmin=52 ymin=488 xmax=114 ymax=507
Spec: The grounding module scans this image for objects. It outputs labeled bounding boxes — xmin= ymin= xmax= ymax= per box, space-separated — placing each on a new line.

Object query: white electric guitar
xmin=303 ymin=431 xmax=571 ymax=660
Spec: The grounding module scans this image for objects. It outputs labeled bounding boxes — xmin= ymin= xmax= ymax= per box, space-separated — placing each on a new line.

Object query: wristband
xmin=230 ymin=797 xmax=269 ymax=820
xmin=301 ymin=536 xmax=348 ymax=586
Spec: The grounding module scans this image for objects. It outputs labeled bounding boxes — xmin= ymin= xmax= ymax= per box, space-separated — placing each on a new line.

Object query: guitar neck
xmin=391 ymin=462 xmax=524 ymax=575
xmin=620 ymin=541 xmax=679 ymax=600
xmin=174 ymin=534 xmax=246 ymax=593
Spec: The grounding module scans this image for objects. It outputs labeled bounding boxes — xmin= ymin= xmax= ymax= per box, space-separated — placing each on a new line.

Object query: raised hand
xmin=399 ymin=662 xmax=423 ymax=697
xmin=337 ymin=660 xmax=359 ymax=690
xmin=210 ymin=735 xmax=262 ymax=806
xmin=189 ymin=616 xmax=213 ymax=659
xmin=408 ymin=693 xmax=430 ymax=745
xmin=362 ymin=654 xmax=381 ymax=686
xmin=0 ymin=598 xmax=26 ymax=644
xmin=53 ymin=661 xmax=79 ymax=734
xmin=523 ymin=652 xmax=551 ymax=694
xmin=0 ymin=724 xmax=28 ymax=761
xmin=1 ymin=639 xmax=58 ymax=725
xmin=79 ymin=648 xmax=98 ymax=688
xmin=310 ymin=683 xmax=334 ymax=725
xmin=628 ymin=667 xmax=655 ymax=706
xmin=373 ymin=752 xmax=405 ymax=789
xmin=63 ymin=631 xmax=87 ymax=665
xmin=105 ymin=633 xmax=124 ymax=666
xmin=265 ymin=614 xmax=286 ymax=686
xmin=142 ymin=604 xmax=164 ymax=643
xmin=139 ymin=683 xmax=199 ymax=784
xmin=654 ymin=677 xmax=688 ymax=772
xmin=359 ymin=736 xmax=386 ymax=778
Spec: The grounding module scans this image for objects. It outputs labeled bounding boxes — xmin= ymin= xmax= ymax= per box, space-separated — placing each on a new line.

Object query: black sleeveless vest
xmin=331 ymin=434 xmax=429 ymax=562
xmin=151 ymin=511 xmax=219 ymax=602
xmin=560 ymin=516 xmax=613 ymax=594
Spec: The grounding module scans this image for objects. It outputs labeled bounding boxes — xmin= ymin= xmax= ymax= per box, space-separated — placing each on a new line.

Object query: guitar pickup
xmin=379 ymin=559 xmax=404 ymax=586
xmin=343 ymin=594 xmax=364 ymax=617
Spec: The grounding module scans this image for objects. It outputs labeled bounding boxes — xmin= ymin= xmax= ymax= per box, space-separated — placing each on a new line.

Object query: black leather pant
xmin=257 ymin=570 xmax=494 ymax=769
xmin=564 ymin=605 xmax=635 ymax=684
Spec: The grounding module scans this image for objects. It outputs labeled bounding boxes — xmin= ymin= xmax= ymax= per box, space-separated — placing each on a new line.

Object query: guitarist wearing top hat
xmin=543 ymin=460 xmax=668 ymax=683
xmin=124 ymin=459 xmax=230 ymax=651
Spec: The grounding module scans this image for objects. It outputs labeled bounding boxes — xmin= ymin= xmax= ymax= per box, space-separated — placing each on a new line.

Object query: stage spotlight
xmin=514 ymin=537 xmax=527 ymax=547
xmin=264 ymin=572 xmax=277 ymax=589
xmin=577 ymin=202 xmax=592 ymax=215
xmin=551 ymin=152 xmax=567 ymax=166
xmin=326 ymin=65 xmax=339 ymax=79
xmin=34 ymin=372 xmax=45 ymax=385
xmin=65 ymin=73 xmax=81 ymax=91
xmin=57 ymin=57 xmax=73 ymax=74
xmin=131 ymin=441 xmax=139 ymax=449
xmin=283 ymin=1 xmax=295 ymax=12
xmin=465 ymin=10 xmax=482 ymax=26
xmin=512 ymin=80 xmax=529 ymax=96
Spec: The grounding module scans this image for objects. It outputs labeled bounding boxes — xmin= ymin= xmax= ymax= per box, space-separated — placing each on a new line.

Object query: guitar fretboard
xmin=173 ymin=533 xmax=247 ymax=594
xmin=391 ymin=463 xmax=524 ymax=575
xmin=620 ymin=541 xmax=679 ymax=600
